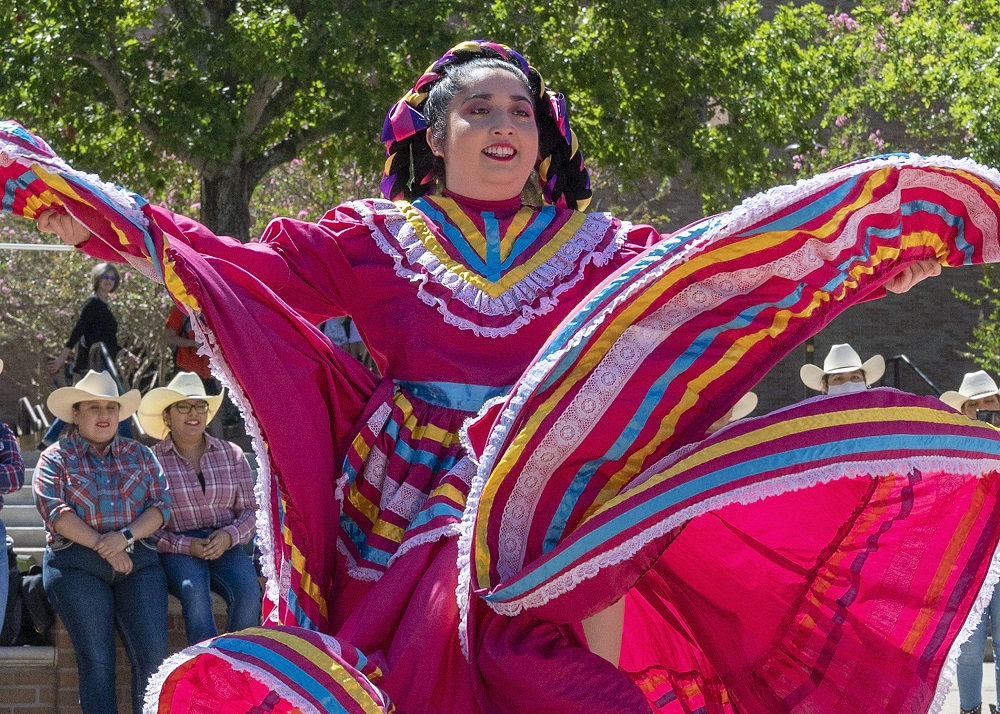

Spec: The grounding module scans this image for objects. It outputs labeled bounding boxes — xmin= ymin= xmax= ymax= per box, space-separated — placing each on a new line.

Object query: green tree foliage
xmin=7 ymin=0 xmax=999 ymax=399
xmin=0 ymin=1 xmax=862 ymax=235
xmin=469 ymin=0 xmax=857 ymax=215
xmin=0 ymin=1 xmax=458 ymax=239
xmin=810 ymin=0 xmax=1000 ymax=367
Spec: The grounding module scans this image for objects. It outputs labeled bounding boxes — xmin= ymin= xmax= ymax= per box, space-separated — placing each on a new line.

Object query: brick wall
xmin=0 ymin=595 xmax=228 ymax=714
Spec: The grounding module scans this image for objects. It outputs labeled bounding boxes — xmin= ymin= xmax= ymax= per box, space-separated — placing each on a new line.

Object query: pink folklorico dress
xmin=4 ymin=121 xmax=1000 ymax=713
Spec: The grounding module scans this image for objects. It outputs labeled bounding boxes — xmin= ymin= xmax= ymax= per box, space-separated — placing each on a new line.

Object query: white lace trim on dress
xmin=353 ymin=199 xmax=630 ymax=337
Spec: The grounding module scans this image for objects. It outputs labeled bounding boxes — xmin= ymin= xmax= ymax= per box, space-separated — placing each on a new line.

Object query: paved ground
xmin=942 ymin=662 xmax=996 ymax=712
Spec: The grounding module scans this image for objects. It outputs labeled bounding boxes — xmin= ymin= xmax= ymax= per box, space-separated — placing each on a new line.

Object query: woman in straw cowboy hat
xmin=32 ymin=370 xmax=169 ymax=714
xmin=943 ymin=370 xmax=1000 ymax=714
xmin=0 ymin=358 xmax=25 ymax=641
xmin=800 ymin=343 xmax=886 ymax=395
xmin=138 ymin=371 xmax=260 ymax=646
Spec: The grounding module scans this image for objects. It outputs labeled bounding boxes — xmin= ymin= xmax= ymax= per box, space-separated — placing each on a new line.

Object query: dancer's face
xmin=427 ymin=67 xmax=539 ymax=201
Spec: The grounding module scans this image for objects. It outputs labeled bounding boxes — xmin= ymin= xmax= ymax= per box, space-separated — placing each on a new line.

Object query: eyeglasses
xmin=100 ymin=274 xmax=117 ymax=280
xmin=171 ymin=402 xmax=209 ymax=415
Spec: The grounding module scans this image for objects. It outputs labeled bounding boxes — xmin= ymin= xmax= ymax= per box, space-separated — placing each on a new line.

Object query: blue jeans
xmin=958 ymin=578 xmax=1000 ymax=710
xmin=0 ymin=521 xmax=8 ymax=636
xmin=43 ymin=543 xmax=167 ymax=714
xmin=160 ymin=530 xmax=261 ymax=645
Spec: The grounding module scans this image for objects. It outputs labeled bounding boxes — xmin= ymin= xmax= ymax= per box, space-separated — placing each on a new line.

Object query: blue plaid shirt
xmin=0 ymin=422 xmax=24 ymax=509
xmin=33 ymin=432 xmax=170 ymax=547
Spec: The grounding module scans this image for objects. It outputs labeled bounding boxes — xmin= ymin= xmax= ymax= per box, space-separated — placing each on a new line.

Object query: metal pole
xmin=0 ymin=243 xmax=72 ymax=251
xmin=803 ymin=337 xmax=816 ymax=400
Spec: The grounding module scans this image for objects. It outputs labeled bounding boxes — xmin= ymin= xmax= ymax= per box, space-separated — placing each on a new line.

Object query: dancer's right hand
xmin=36 ymin=209 xmax=92 ymax=246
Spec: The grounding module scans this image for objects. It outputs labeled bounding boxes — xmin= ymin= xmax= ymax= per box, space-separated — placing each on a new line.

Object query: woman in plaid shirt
xmin=33 ymin=370 xmax=170 ymax=714
xmin=138 ymin=371 xmax=260 ymax=645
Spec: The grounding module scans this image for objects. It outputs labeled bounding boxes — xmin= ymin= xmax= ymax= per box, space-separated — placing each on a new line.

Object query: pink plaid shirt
xmin=151 ymin=434 xmax=256 ymax=555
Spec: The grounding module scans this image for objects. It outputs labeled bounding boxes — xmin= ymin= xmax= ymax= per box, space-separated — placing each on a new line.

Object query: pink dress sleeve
xmin=81 ymin=203 xmax=373 ymax=324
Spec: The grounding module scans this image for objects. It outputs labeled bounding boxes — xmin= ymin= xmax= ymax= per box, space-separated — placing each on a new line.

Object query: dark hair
xmin=380 ymin=41 xmax=592 ymax=210
xmin=90 ymin=262 xmax=120 ymax=293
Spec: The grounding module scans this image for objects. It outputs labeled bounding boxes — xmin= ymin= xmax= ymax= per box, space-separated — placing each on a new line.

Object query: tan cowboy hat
xmin=138 ymin=371 xmax=225 ymax=440
xmin=730 ymin=392 xmax=758 ymax=421
xmin=47 ymin=370 xmax=141 ymax=422
xmin=800 ymin=343 xmax=885 ymax=392
xmin=940 ymin=370 xmax=1000 ymax=412
xmin=707 ymin=392 xmax=759 ymax=434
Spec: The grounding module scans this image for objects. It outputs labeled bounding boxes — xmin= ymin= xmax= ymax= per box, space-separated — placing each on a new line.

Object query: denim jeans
xmin=43 ymin=543 xmax=167 ymax=714
xmin=0 ymin=521 xmax=8 ymax=636
xmin=958 ymin=578 xmax=1000 ymax=710
xmin=160 ymin=530 xmax=261 ymax=645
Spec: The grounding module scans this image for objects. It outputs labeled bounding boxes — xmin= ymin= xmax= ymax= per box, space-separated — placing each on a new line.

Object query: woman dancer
xmin=6 ymin=40 xmax=999 ymax=713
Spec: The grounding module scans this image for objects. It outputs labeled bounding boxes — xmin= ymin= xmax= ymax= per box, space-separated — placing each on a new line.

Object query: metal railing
xmin=16 ymin=397 xmax=48 ymax=437
xmin=884 ymin=354 xmax=942 ymax=395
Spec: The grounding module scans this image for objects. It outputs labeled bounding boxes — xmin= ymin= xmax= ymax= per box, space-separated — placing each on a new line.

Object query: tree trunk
xmin=200 ymin=162 xmax=253 ymax=242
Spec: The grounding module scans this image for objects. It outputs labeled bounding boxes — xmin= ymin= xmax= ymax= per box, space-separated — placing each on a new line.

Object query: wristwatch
xmin=120 ymin=527 xmax=136 ymax=553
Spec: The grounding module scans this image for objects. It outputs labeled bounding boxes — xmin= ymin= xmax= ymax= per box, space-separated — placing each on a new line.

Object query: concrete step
xmin=2 ymin=505 xmax=43 ymax=528
xmin=17 ymin=547 xmax=43 ymax=566
xmin=20 ymin=450 xmax=41 ymax=468
xmin=7 ymin=526 xmax=47 ymax=549
xmin=5 ymin=487 xmax=35 ymax=507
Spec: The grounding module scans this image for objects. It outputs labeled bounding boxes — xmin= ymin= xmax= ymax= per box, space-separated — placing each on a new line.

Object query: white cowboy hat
xmin=0 ymin=359 xmax=4 ymax=376
xmin=138 ymin=371 xmax=225 ymax=440
xmin=940 ymin=370 xmax=1000 ymax=412
xmin=730 ymin=392 xmax=758 ymax=421
xmin=47 ymin=370 xmax=141 ymax=422
xmin=799 ymin=343 xmax=885 ymax=392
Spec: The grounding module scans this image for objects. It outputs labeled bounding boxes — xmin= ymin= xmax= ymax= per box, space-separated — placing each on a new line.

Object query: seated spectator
xmin=800 ymin=343 xmax=885 ymax=395
xmin=942 ymin=372 xmax=1000 ymax=714
xmin=942 ymin=370 xmax=1000 ymax=421
xmin=0 ymin=358 xmax=25 ymax=637
xmin=33 ymin=370 xmax=169 ymax=714
xmin=138 ymin=372 xmax=260 ymax=645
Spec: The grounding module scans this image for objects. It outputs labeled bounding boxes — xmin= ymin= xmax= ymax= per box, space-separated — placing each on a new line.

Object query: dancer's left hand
xmin=885 ymin=259 xmax=941 ymax=294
